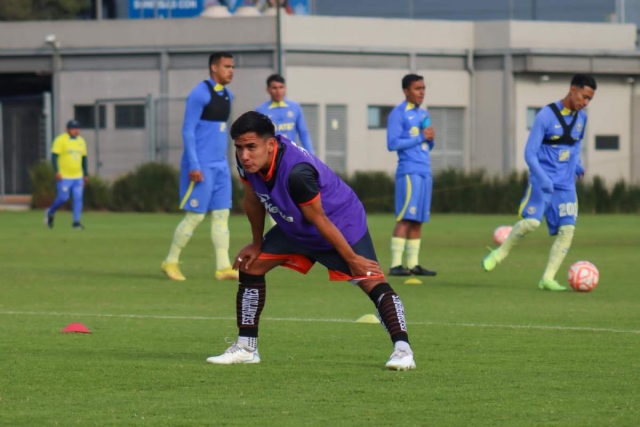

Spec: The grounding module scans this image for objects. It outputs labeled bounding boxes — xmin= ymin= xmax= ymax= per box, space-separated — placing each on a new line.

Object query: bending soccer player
xmin=483 ymin=74 xmax=596 ymax=291
xmin=161 ymin=52 xmax=238 ymax=281
xmin=206 ymin=111 xmax=416 ymax=371
xmin=387 ymin=74 xmax=437 ymax=277
xmin=255 ymin=73 xmax=314 ymax=154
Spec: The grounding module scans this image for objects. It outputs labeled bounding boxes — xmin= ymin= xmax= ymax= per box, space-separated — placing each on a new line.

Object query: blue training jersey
xmin=525 ymin=100 xmax=587 ymax=191
xmin=181 ymin=78 xmax=234 ymax=171
xmin=255 ymin=98 xmax=314 ymax=154
xmin=387 ymin=101 xmax=433 ymax=176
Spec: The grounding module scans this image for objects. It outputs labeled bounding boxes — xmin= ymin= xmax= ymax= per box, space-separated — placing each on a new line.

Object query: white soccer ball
xmin=493 ymin=226 xmax=512 ymax=245
xmin=568 ymin=261 xmax=600 ymax=292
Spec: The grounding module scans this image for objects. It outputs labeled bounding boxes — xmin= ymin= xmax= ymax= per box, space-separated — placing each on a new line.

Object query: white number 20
xmin=559 ymin=202 xmax=578 ymax=218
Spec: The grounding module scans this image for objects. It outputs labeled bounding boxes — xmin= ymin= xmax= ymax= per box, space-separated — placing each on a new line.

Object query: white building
xmin=0 ymin=15 xmax=639 ymax=195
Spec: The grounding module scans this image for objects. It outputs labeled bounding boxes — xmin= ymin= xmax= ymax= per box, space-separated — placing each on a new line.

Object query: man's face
xmin=235 ymin=132 xmax=275 ymax=174
xmin=211 ymin=57 xmax=235 ymax=85
xmin=267 ymin=81 xmax=286 ymax=103
xmin=68 ymin=128 xmax=80 ymax=137
xmin=403 ymin=80 xmax=425 ymax=106
xmin=569 ymin=85 xmax=595 ymax=111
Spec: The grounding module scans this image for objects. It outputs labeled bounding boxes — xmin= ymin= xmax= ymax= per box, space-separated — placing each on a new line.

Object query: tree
xmin=0 ymin=0 xmax=91 ymax=21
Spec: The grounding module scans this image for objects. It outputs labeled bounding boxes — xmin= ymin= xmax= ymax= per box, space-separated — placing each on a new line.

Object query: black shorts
xmin=258 ymin=225 xmax=382 ymax=281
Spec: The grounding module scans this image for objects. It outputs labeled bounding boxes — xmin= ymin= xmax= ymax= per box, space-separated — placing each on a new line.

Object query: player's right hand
xmin=55 ymin=173 xmax=62 ymax=182
xmin=189 ymin=170 xmax=204 ymax=182
xmin=541 ymin=177 xmax=554 ymax=194
xmin=423 ymin=126 xmax=435 ymax=141
xmin=234 ymin=243 xmax=262 ymax=271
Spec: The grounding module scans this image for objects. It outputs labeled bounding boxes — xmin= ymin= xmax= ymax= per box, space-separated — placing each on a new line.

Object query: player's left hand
xmin=577 ymin=173 xmax=585 ymax=180
xmin=347 ymin=255 xmax=383 ymax=278
xmin=234 ymin=243 xmax=262 ymax=271
xmin=423 ymin=126 xmax=436 ymax=142
xmin=83 ymin=176 xmax=89 ymax=185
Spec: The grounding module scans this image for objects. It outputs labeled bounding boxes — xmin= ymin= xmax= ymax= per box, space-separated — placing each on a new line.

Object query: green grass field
xmin=0 ymin=211 xmax=638 ymax=426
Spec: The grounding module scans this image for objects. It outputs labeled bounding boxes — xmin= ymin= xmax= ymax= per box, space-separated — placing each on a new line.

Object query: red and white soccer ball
xmin=493 ymin=226 xmax=512 ymax=245
xmin=568 ymin=261 xmax=600 ymax=292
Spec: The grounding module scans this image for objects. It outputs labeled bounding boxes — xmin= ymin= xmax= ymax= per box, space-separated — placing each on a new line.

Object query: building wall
xmin=285 ymin=66 xmax=470 ymax=175
xmin=59 ymin=70 xmax=160 ymax=179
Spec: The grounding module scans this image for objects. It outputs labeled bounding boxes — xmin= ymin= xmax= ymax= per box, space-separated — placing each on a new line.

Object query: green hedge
xmin=29 ymin=161 xmax=640 ymax=214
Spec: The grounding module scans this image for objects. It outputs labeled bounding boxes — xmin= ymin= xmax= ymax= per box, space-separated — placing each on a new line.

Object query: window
xmin=367 ymin=105 xmax=394 ymax=129
xmin=595 ymin=135 xmax=619 ymax=150
xmin=301 ymin=104 xmax=320 ymax=154
xmin=115 ymin=104 xmax=146 ymax=129
xmin=325 ymin=105 xmax=347 ymax=173
xmin=527 ymin=107 xmax=542 ymax=130
xmin=428 ymin=107 xmax=466 ymax=173
xmin=74 ymin=105 xmax=106 ymax=129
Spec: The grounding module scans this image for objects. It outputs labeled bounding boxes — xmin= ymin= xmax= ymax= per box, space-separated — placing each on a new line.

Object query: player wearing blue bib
xmin=161 ymin=52 xmax=238 ymax=282
xmin=483 ymin=74 xmax=597 ymax=291
xmin=255 ymin=74 xmax=314 ymax=154
xmin=387 ymin=74 xmax=437 ymax=277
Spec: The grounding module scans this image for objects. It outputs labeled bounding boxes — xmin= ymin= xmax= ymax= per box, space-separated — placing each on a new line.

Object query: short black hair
xmin=230 ymin=111 xmax=276 ymax=140
xmin=402 ymin=74 xmax=424 ymax=90
xmin=209 ymin=52 xmax=233 ymax=67
xmin=571 ymin=74 xmax=597 ymax=90
xmin=267 ymin=74 xmax=285 ymax=86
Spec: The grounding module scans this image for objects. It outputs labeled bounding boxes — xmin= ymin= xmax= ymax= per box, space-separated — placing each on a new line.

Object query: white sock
xmin=238 ymin=336 xmax=257 ymax=352
xmin=542 ymin=225 xmax=575 ymax=282
xmin=211 ymin=209 xmax=231 ymax=271
xmin=406 ymin=239 xmax=421 ymax=269
xmin=394 ymin=340 xmax=412 ymax=354
xmin=495 ymin=218 xmax=540 ymax=262
xmin=391 ymin=237 xmax=406 ymax=267
xmin=166 ymin=212 xmax=204 ymax=263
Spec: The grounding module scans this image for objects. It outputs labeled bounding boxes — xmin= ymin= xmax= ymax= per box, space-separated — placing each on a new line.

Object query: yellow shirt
xmin=51 ymin=133 xmax=87 ymax=179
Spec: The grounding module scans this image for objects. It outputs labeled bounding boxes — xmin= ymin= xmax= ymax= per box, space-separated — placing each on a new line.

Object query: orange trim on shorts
xmin=328 ymin=270 xmax=386 ymax=282
xmin=258 ymin=252 xmax=314 ymax=274
xmin=298 ymin=192 xmax=321 ymax=207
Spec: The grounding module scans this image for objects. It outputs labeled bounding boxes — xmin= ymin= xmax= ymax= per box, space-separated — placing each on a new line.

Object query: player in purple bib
xmin=205 ymin=111 xmax=416 ymax=371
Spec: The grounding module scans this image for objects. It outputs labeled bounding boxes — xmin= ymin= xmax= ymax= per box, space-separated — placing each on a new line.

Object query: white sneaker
xmin=206 ymin=343 xmax=261 ymax=365
xmin=385 ymin=349 xmax=416 ymax=371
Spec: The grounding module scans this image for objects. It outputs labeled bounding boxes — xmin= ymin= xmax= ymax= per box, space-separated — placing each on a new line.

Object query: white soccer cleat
xmin=206 ymin=343 xmax=261 ymax=365
xmin=385 ymin=349 xmax=416 ymax=371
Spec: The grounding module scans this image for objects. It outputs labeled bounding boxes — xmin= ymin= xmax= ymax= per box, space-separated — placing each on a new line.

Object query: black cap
xmin=67 ymin=120 xmax=81 ymax=129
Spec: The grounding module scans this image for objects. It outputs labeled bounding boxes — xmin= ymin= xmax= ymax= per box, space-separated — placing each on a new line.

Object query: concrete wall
xmin=282 ymin=15 xmax=474 ymax=51
xmin=0 ymin=17 xmax=276 ymax=50
xmin=286 ymin=66 xmax=470 ymax=175
xmin=475 ymin=20 xmax=637 ymax=51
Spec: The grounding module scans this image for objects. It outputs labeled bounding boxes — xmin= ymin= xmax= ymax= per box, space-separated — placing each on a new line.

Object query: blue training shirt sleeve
xmin=295 ymin=104 xmax=314 ymax=154
xmin=524 ymin=110 xmax=553 ymax=191
xmin=181 ymin=83 xmax=209 ymax=171
xmin=387 ymin=108 xmax=422 ymax=152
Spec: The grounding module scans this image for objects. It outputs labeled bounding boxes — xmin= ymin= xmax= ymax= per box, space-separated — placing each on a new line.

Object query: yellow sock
xmin=391 ymin=237 xmax=406 ymax=267
xmin=166 ymin=212 xmax=204 ymax=263
xmin=542 ymin=225 xmax=574 ymax=281
xmin=211 ymin=209 xmax=231 ymax=271
xmin=406 ymin=239 xmax=421 ymax=269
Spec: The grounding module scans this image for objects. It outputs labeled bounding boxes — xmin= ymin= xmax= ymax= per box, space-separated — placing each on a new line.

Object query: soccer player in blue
xmin=45 ymin=120 xmax=88 ymax=230
xmin=161 ymin=52 xmax=238 ymax=282
xmin=387 ymin=74 xmax=437 ymax=277
xmin=255 ymin=74 xmax=314 ymax=154
xmin=483 ymin=74 xmax=597 ymax=291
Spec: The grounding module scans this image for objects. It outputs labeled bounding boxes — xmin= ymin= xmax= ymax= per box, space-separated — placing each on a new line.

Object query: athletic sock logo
xmin=392 ymin=295 xmax=407 ymax=332
xmin=241 ymin=288 xmax=260 ymax=325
